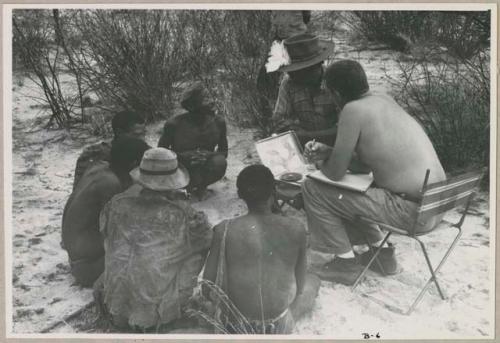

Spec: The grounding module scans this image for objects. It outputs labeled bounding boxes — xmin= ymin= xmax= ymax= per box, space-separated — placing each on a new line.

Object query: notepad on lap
xmin=307 ymin=170 xmax=374 ymax=193
xmin=255 ymin=131 xmax=374 ymax=192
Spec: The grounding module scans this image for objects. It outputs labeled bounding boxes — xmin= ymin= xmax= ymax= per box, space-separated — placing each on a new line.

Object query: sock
xmin=370 ymin=239 xmax=388 ymax=248
xmin=337 ymin=251 xmax=355 ymax=259
xmin=353 ymin=244 xmax=369 ymax=254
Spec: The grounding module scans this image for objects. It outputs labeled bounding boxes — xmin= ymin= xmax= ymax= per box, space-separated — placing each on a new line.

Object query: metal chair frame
xmin=351 ymin=168 xmax=484 ymax=315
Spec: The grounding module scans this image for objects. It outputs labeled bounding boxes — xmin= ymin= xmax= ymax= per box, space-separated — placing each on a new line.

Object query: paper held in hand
xmin=255 ymin=131 xmax=373 ymax=192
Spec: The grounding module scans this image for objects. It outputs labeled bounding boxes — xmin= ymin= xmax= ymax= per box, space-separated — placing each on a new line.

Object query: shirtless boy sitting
xmin=203 ymin=165 xmax=320 ymax=334
xmin=302 ymin=60 xmax=446 ymax=285
xmin=62 ymin=137 xmax=149 ymax=287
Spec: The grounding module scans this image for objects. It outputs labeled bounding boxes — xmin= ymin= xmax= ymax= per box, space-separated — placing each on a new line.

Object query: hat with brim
xmin=130 ymin=148 xmax=190 ymax=191
xmin=278 ymin=33 xmax=335 ymax=73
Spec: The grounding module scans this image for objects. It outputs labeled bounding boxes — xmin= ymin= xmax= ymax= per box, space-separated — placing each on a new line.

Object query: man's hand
xmin=304 ymin=141 xmax=331 ymax=162
xmin=180 ymin=150 xmax=211 ymax=166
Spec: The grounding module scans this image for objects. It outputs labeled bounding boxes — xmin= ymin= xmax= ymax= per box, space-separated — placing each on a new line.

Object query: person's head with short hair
xmin=237 ymin=165 xmax=275 ymax=208
xmin=180 ymin=82 xmax=213 ymax=113
xmin=325 ymin=60 xmax=369 ymax=105
xmin=111 ymin=110 xmax=146 ymax=140
xmin=110 ymin=137 xmax=149 ymax=174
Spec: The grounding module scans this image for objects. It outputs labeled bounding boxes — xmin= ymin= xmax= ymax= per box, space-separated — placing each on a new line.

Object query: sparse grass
xmin=186 ymin=279 xmax=258 ymax=334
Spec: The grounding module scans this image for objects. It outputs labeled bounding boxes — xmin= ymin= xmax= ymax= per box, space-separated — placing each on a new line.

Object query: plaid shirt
xmin=272 ymin=72 xmax=340 ymax=133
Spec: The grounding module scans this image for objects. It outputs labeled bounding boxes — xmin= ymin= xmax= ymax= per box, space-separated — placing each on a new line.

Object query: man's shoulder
xmin=79 ymin=140 xmax=112 ymax=158
xmin=91 ymin=166 xmax=121 ymax=190
xmin=274 ymin=215 xmax=306 ymax=235
xmin=213 ymin=114 xmax=227 ymax=127
xmin=108 ymin=184 xmax=141 ymax=202
xmin=165 ymin=112 xmax=189 ymax=127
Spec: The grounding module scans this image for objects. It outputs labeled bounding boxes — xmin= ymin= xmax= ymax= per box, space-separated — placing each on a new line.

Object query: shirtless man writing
xmin=302 ymin=60 xmax=446 ymax=285
xmin=203 ymin=165 xmax=320 ymax=334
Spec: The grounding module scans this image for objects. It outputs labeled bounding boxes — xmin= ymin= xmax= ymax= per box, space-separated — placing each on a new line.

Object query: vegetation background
xmin=12 ymin=9 xmax=491 ymax=176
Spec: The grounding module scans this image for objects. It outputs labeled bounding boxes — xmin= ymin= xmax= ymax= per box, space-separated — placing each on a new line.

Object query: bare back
xmin=224 ymin=214 xmax=304 ymax=320
xmin=353 ymin=93 xmax=445 ymax=196
xmin=62 ymin=162 xmax=122 ymax=260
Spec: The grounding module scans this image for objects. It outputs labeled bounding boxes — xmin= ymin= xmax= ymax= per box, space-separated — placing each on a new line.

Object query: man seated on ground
xmin=73 ymin=109 xmax=147 ymax=189
xmin=62 ymin=137 xmax=149 ymax=287
xmin=158 ymin=82 xmax=228 ymax=199
xmin=302 ymin=60 xmax=446 ymax=285
xmin=97 ymin=147 xmax=212 ymax=332
xmin=203 ymin=165 xmax=320 ymax=334
xmin=271 ymin=33 xmax=340 ymax=146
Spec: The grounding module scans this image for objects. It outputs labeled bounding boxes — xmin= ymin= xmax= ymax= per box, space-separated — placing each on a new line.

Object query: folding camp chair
xmin=351 ymin=168 xmax=485 ymax=315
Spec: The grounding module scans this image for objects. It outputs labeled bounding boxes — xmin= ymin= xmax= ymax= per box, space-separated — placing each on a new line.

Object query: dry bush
xmin=181 ymin=10 xmax=275 ymax=136
xmin=391 ymin=51 xmax=490 ymax=174
xmin=343 ymin=11 xmax=490 ymax=58
xmin=73 ymin=10 xmax=189 ymax=122
xmin=13 ymin=9 xmax=76 ymax=128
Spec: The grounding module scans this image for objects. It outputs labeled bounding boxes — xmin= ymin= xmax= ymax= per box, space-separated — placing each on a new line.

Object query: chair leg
xmin=352 ymin=232 xmax=391 ymax=290
xmin=406 ymin=226 xmax=463 ymax=315
xmin=362 ymin=233 xmax=387 ymax=276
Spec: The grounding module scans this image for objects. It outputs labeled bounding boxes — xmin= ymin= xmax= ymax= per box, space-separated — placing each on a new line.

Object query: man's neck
xmin=246 ymin=202 xmax=273 ymax=215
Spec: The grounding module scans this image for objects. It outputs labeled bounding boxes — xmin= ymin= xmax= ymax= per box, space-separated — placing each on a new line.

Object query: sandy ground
xmin=9 ymin=30 xmax=493 ymax=338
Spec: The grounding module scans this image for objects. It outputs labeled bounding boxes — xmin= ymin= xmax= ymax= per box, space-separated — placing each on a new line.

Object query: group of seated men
xmin=61 ymin=31 xmax=445 ymax=334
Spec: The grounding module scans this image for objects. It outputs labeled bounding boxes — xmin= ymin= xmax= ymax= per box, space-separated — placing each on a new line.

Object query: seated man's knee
xmin=205 ymin=154 xmax=227 ymax=182
xmin=208 ymin=154 xmax=227 ymax=172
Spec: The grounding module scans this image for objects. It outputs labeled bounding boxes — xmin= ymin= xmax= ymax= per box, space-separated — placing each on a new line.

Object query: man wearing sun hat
xmin=269 ymin=32 xmax=341 ymax=146
xmin=158 ymin=82 xmax=228 ymax=200
xmin=97 ymin=147 xmax=212 ymax=332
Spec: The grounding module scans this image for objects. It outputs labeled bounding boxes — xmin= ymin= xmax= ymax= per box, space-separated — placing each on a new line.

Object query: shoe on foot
xmin=358 ymin=242 xmax=401 ymax=275
xmin=313 ymin=256 xmax=365 ymax=286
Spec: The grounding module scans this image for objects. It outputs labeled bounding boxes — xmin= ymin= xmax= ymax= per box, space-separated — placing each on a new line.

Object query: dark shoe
xmin=358 ymin=243 xmax=401 ymax=275
xmin=313 ymin=256 xmax=365 ymax=286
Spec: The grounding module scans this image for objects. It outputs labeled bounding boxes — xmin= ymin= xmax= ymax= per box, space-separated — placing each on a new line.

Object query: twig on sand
xmin=40 ymin=300 xmax=94 ymax=333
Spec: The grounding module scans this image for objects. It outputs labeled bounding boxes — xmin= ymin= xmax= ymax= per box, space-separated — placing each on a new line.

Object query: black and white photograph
xmin=3 ymin=3 xmax=496 ymax=339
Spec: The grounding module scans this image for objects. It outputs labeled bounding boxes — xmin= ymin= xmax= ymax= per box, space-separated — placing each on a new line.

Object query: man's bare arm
xmin=216 ymin=119 xmax=229 ymax=158
xmin=296 ymin=126 xmax=337 ymax=143
xmin=321 ymin=105 xmax=362 ymax=181
xmin=202 ymin=222 xmax=224 ymax=297
xmin=349 ymin=152 xmax=371 ymax=174
xmin=294 ymin=227 xmax=307 ymax=296
xmin=158 ymin=122 xmax=174 ymax=149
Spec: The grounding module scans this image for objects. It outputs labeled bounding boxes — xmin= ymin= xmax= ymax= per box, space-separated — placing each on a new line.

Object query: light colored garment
xmin=100 ymin=187 xmax=212 ymax=329
xmin=302 ymin=178 xmax=441 ymax=255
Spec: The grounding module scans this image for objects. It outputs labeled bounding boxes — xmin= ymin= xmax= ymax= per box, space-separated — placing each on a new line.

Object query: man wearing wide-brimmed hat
xmin=97 ymin=147 xmax=212 ymax=331
xmin=158 ymin=82 xmax=228 ymax=199
xmin=268 ymin=33 xmax=341 ymax=146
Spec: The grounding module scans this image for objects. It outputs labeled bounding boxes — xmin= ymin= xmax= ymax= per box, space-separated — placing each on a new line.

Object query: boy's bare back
xmin=219 ymin=213 xmax=305 ymax=320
